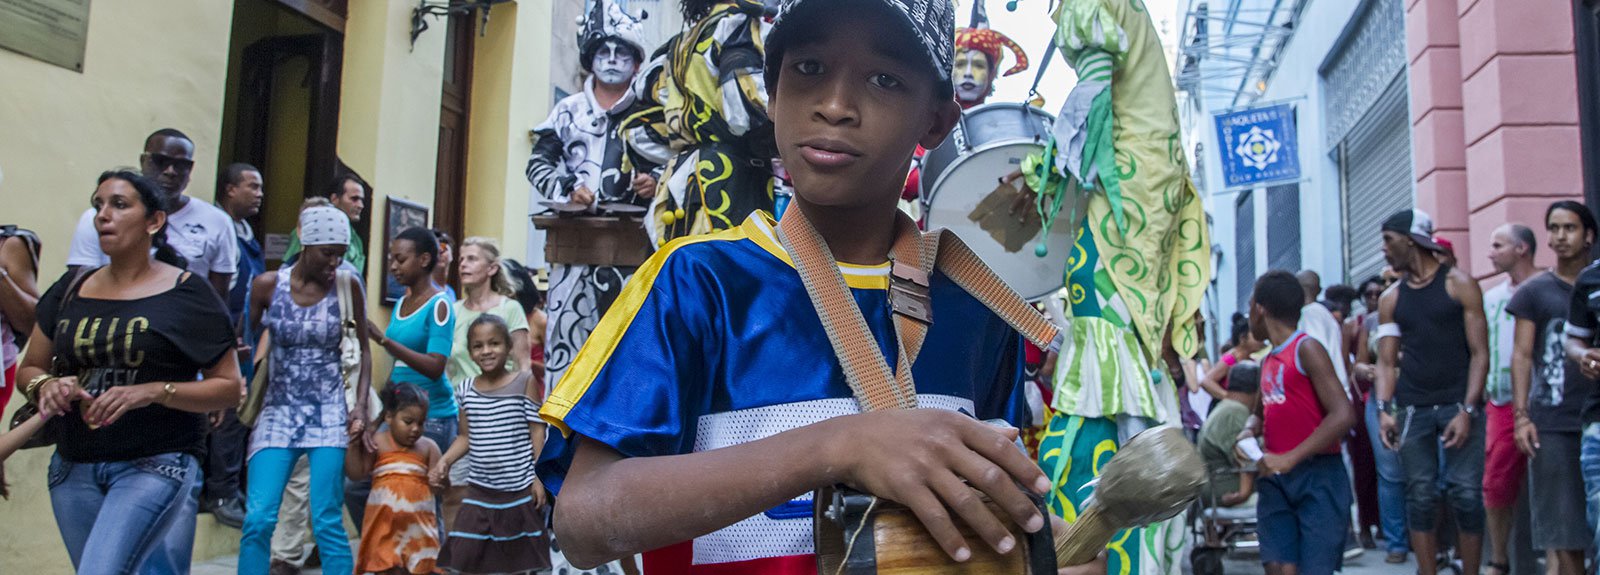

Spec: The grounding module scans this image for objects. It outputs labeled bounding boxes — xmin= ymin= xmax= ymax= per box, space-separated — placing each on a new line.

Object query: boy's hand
xmin=1259 ymin=453 xmax=1296 ymax=476
xmin=1441 ymin=411 xmax=1470 ymax=449
xmin=1378 ymin=411 xmax=1399 ymax=450
xmin=832 ymin=409 xmax=1050 ymax=562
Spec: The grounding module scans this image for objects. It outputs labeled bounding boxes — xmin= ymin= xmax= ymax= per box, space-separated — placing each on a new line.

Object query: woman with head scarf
xmin=238 ymin=199 xmax=373 ymax=575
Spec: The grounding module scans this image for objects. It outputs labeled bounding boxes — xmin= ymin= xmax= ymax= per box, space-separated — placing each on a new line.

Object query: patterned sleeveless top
xmin=249 ymin=267 xmax=347 ymax=458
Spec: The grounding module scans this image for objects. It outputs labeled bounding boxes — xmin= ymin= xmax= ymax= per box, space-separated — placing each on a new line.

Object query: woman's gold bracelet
xmin=23 ymin=373 xmax=54 ymax=403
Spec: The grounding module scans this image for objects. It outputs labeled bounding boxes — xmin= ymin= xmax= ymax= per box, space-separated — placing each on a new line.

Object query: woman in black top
xmin=17 ymin=170 xmax=242 ymax=573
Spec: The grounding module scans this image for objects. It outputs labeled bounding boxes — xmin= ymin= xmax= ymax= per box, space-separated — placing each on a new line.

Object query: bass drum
xmin=922 ymin=104 xmax=1074 ymax=302
xmin=921 ymin=102 xmax=1054 ymax=198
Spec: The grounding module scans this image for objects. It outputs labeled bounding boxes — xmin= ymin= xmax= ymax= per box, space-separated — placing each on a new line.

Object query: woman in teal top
xmin=368 ymin=227 xmax=458 ymax=442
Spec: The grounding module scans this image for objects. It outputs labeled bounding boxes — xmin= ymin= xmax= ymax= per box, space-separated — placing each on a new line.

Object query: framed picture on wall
xmin=382 ymin=197 xmax=430 ymax=305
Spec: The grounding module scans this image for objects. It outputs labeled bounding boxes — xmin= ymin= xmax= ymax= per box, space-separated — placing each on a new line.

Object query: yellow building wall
xmin=338 ymin=0 xmax=447 ymax=384
xmin=463 ymin=0 xmax=555 ymax=258
xmin=0 ymin=2 xmax=237 ymax=571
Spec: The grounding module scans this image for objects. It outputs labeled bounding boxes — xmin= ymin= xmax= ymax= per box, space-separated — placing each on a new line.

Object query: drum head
xmin=925 ymin=142 xmax=1073 ymax=302
xmin=599 ymin=202 xmax=647 ymax=215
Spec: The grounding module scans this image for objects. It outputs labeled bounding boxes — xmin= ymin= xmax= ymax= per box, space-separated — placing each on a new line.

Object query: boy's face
xmin=771 ymin=16 xmax=960 ymax=209
xmin=1248 ymin=299 xmax=1268 ymax=342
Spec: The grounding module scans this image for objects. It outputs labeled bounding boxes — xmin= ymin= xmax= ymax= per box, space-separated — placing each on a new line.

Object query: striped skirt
xmin=439 ymin=484 xmax=551 ymax=574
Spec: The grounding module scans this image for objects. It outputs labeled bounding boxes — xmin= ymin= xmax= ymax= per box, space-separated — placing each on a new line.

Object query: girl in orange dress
xmin=346 ymin=383 xmax=443 ymax=574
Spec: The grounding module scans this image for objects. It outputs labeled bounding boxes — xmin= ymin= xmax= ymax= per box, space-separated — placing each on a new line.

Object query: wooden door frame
xmin=232 ymin=32 xmax=345 ymax=242
xmin=434 ymin=11 xmax=474 ymax=288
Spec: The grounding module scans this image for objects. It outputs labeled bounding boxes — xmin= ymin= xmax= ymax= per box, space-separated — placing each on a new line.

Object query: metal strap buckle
xmin=889 ymin=261 xmax=933 ymax=324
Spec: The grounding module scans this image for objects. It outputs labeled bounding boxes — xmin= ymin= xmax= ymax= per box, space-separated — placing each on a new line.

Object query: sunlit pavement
xmin=193 ymin=547 xmax=1423 ymax=575
xmin=1207 ymin=547 xmax=1422 ymax=575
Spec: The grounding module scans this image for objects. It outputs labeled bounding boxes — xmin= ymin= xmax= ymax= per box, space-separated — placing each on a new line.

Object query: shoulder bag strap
xmin=777 ymin=207 xmax=1061 ymax=414
xmin=336 ymin=270 xmax=354 ymax=327
xmin=778 ymin=208 xmax=919 ymax=412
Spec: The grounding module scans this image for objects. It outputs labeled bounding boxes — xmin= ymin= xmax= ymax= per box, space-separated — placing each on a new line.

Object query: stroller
xmin=1189 ymin=465 xmax=1260 ymax=575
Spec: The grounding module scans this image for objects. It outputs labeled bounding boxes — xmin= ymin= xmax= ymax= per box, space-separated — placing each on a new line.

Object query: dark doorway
xmin=220 ymin=0 xmax=347 ymax=265
xmin=433 ymin=12 xmax=474 ymax=290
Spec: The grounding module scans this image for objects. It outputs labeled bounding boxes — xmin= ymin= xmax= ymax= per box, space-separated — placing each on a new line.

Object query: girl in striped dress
xmin=347 ymin=383 xmax=443 ymax=574
xmin=433 ymin=314 xmax=551 ymax=574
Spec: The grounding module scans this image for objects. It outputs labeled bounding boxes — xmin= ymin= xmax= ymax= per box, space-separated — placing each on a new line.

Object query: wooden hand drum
xmin=812 ymin=427 xmax=1203 ymax=574
xmin=813 ymin=485 xmax=1057 ymax=575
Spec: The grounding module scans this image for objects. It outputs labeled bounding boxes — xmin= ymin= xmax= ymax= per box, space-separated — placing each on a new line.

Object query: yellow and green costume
xmin=1023 ymin=1 xmax=1211 ymax=574
xmin=627 ymin=0 xmax=776 ymax=246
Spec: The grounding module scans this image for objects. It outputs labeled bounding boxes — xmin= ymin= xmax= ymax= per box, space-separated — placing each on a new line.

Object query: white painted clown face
xmin=592 ymin=39 xmax=639 ymax=87
xmin=952 ymin=48 xmax=993 ymax=104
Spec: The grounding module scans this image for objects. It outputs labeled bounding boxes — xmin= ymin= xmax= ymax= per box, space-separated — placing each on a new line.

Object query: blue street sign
xmin=1214 ymin=103 xmax=1301 ymax=188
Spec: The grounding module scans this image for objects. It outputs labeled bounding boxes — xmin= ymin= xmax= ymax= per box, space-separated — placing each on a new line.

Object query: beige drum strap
xmin=775 ymin=206 xmax=1059 ymax=413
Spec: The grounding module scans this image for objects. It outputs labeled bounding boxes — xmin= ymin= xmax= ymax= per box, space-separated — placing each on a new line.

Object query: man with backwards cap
xmin=1372 ymin=209 xmax=1490 ymax=575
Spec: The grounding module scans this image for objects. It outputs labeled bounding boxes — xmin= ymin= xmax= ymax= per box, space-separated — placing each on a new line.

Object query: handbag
xmin=336 ymin=270 xmax=380 ymax=423
xmin=9 ymin=267 xmax=93 ymax=448
xmin=237 ymin=330 xmax=271 ymax=427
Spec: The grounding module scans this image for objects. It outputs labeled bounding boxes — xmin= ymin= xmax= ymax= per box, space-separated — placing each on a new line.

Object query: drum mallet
xmin=1052 ymin=426 xmax=1206 ymax=568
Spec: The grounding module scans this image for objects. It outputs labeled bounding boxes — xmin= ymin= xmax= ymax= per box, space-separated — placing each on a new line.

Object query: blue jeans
xmin=48 ymin=451 xmax=201 ymax=575
xmin=1396 ymin=404 xmax=1485 ymax=534
xmin=1580 ymin=423 xmax=1600 ymax=557
xmin=240 ymin=447 xmax=352 ymax=575
xmin=1366 ymin=397 xmax=1410 ymax=553
xmin=139 ymin=473 xmax=200 ymax=574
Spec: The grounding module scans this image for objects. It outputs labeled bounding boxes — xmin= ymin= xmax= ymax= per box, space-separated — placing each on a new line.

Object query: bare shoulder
xmin=252 ymin=270 xmax=279 ymax=292
xmin=417 ymin=436 xmax=441 ymax=458
xmin=1447 ymin=266 xmax=1485 ymax=302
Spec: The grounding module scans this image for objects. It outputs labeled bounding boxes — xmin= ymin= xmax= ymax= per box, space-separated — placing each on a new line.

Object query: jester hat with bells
xmin=953 ymin=0 xmax=1027 ymax=107
xmin=954 ymin=27 xmax=1029 ymax=79
xmin=577 ymin=0 xmax=648 ymax=72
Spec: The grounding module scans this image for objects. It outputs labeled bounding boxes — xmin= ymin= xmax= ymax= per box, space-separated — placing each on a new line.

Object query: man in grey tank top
xmin=1372 ymin=209 xmax=1490 ymax=575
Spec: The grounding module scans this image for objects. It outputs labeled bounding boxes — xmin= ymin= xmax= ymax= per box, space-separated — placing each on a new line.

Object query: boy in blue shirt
xmin=537 ymin=0 xmax=1092 ymax=573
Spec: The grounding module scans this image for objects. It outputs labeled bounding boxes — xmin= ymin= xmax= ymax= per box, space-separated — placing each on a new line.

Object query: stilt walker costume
xmin=526 ymin=0 xmax=656 ymax=392
xmin=1019 ymin=1 xmax=1212 ymax=574
xmin=632 ymin=0 xmax=777 ymax=246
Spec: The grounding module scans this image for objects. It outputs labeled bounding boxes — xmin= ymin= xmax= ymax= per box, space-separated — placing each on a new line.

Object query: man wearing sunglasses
xmin=66 ymin=128 xmax=238 ymax=300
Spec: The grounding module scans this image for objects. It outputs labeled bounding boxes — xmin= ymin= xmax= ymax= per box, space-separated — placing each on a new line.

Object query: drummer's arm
xmin=555 ymin=411 xmax=1050 ymax=569
xmin=527 ymin=128 xmax=576 ymax=201
xmin=556 ymin=434 xmax=825 ymax=566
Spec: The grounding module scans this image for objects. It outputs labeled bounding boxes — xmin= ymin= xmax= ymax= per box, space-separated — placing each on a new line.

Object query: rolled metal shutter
xmin=1236 ymin=189 xmax=1256 ymax=311
xmin=1267 ymin=183 xmax=1302 ymax=273
xmin=1340 ymin=74 xmax=1414 ymax=284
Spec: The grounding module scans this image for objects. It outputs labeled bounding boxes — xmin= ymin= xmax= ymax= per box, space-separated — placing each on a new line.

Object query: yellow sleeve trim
xmin=539 ymin=225 xmax=750 ymax=436
xmin=743 ymin=212 xmax=891 ymax=290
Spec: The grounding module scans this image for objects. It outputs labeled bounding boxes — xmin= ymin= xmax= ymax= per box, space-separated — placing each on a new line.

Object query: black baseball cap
xmin=1381 ymin=209 xmax=1444 ymax=253
xmin=764 ymin=0 xmax=955 ymax=97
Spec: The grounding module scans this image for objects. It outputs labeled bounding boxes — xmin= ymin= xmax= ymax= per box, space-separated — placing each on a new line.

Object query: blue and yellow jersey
xmin=538 ymin=211 xmax=1028 ymax=573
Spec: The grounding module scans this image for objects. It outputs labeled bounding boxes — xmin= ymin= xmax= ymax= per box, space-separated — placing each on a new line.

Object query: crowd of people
xmin=0 ymin=124 xmax=559 ymax=574
xmin=1183 ymin=204 xmax=1600 ymax=575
